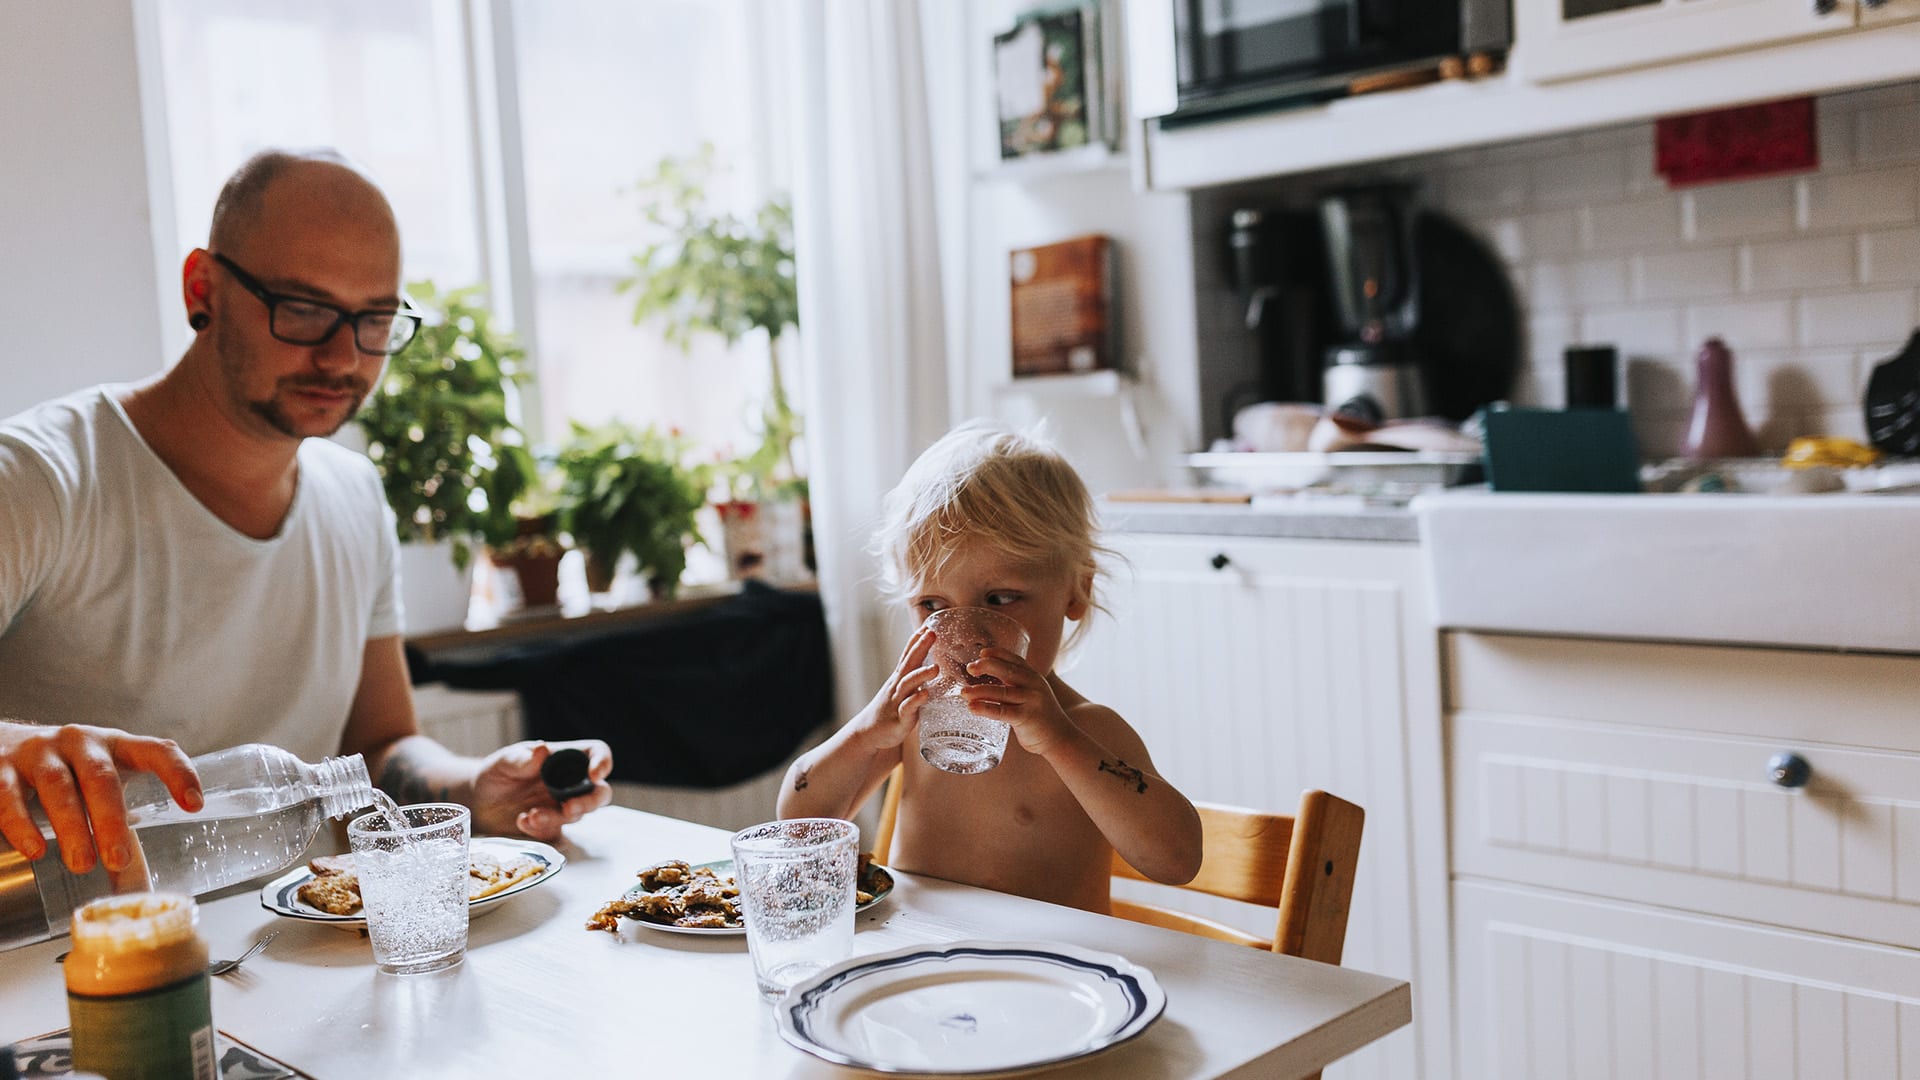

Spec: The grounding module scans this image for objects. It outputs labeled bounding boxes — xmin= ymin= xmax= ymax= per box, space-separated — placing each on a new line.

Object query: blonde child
xmin=778 ymin=422 xmax=1202 ymax=913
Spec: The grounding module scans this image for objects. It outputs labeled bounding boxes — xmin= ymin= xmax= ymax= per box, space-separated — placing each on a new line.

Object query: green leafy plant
xmin=619 ymin=143 xmax=802 ymax=501
xmin=357 ymin=280 xmax=536 ymax=570
xmin=556 ymin=421 xmax=711 ymax=597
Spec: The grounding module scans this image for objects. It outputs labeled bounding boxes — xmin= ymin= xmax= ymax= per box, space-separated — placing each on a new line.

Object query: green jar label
xmin=69 ymin=972 xmax=216 ymax=1080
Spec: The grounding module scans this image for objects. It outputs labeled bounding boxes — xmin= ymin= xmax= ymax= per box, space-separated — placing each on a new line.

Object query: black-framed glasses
xmin=211 ymin=252 xmax=422 ymax=355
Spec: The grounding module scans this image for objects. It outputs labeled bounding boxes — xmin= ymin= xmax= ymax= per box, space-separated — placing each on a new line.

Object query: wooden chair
xmin=870 ymin=765 xmax=1365 ymax=962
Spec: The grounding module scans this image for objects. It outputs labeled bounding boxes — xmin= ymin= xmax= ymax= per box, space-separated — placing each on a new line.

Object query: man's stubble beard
xmin=215 ymin=321 xmax=374 ymax=439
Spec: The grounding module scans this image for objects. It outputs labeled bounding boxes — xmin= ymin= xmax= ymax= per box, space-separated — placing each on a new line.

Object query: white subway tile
xmin=1733 ymin=349 xmax=1857 ymax=411
xmin=1856 ymin=103 xmax=1920 ymax=167
xmin=1685 ymin=178 xmax=1798 ymax=243
xmin=1527 ymin=312 xmax=1577 ymax=369
xmin=1836 ymin=82 xmax=1920 ymax=113
xmin=1522 ymin=209 xmax=1582 ymax=259
xmin=1438 ymin=161 xmax=1531 ymax=212
xmin=1583 ymin=196 xmax=1683 ymax=253
xmin=1635 ymin=249 xmax=1738 ymax=301
xmin=1532 ymin=149 xmax=1629 ymax=207
xmin=1482 ymin=133 xmax=1578 ymax=165
xmin=1469 ymin=217 xmax=1528 ymax=263
xmin=1529 ymin=257 xmax=1631 ymax=310
xmin=1687 ymin=299 xmax=1796 ymax=351
xmin=1798 ymin=289 xmax=1920 ymax=347
xmin=1813 ymin=407 xmax=1867 ymax=443
xmin=1743 ymin=235 xmax=1858 ymax=292
xmin=1582 ymin=304 xmax=1683 ymax=358
xmin=1576 ymin=123 xmax=1653 ymax=151
xmin=1623 ymin=142 xmax=1660 ymax=194
xmin=1862 ymin=226 xmax=1920 ymax=285
xmin=1798 ymin=167 xmax=1920 ymax=232
xmin=1623 ymin=357 xmax=1693 ymax=417
xmin=1816 ymin=96 xmax=1857 ymax=171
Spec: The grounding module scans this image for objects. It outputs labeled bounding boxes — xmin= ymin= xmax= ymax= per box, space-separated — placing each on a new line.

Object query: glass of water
xmin=347 ymin=803 xmax=471 ymax=975
xmin=730 ymin=818 xmax=858 ymax=1001
xmin=917 ymin=606 xmax=1031 ymax=774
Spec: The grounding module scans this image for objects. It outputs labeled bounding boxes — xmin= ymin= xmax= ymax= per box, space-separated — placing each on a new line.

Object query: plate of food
xmin=585 ymin=853 xmax=894 ymax=936
xmin=260 ymin=836 xmax=565 ymax=929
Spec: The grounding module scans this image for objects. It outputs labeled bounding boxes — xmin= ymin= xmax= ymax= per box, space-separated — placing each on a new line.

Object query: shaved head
xmin=208 ymin=149 xmax=397 ymax=255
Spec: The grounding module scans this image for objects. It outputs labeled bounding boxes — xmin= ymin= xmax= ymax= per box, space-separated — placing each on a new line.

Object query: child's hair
xmin=874 ymin=421 xmax=1111 ymax=647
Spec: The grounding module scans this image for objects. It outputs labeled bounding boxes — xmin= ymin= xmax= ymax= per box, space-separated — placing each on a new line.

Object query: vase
xmin=397 ymin=539 xmax=474 ymax=634
xmin=717 ymin=499 xmax=810 ymax=583
xmin=1682 ymin=337 xmax=1759 ymax=460
xmin=584 ymin=551 xmax=618 ymax=595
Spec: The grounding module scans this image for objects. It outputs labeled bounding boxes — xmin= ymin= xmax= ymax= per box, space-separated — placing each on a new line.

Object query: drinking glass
xmin=917 ymin=606 xmax=1031 ymax=774
xmin=730 ymin=818 xmax=858 ymax=1001
xmin=347 ymin=803 xmax=471 ymax=975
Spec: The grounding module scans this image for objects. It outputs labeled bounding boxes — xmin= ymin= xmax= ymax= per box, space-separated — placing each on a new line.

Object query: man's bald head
xmin=207 ymin=149 xmax=398 ymax=256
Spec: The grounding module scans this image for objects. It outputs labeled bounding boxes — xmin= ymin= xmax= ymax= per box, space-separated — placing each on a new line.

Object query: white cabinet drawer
xmin=1455 ymin=880 xmax=1920 ymax=1080
xmin=1452 ymin=705 xmax=1920 ymax=948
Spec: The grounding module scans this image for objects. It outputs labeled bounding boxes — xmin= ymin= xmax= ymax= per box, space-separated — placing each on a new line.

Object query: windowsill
xmin=407 ymin=577 xmax=819 ymax=659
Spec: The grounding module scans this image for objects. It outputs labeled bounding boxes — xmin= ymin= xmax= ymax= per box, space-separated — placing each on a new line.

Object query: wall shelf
xmin=990 ymin=369 xmax=1131 ymax=398
xmin=974 ymin=142 xmax=1125 ymax=184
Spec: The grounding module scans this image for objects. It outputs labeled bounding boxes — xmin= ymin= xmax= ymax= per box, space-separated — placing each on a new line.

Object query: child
xmin=778 ymin=422 xmax=1202 ymax=913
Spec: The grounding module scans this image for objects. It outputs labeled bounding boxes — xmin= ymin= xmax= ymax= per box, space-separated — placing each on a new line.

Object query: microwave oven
xmin=1160 ymin=0 xmax=1510 ymax=126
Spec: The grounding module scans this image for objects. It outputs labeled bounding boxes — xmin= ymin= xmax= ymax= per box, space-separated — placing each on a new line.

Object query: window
xmin=152 ymin=0 xmax=792 ymax=467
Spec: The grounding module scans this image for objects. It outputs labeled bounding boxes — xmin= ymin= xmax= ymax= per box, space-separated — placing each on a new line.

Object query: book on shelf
xmin=1009 ymin=233 xmax=1114 ymax=378
xmin=992 ymin=4 xmax=1111 ymax=162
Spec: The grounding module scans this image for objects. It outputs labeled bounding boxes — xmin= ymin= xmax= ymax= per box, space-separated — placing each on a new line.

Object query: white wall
xmin=945 ymin=0 xmax=1203 ymax=494
xmin=0 ymin=0 xmax=175 ymax=420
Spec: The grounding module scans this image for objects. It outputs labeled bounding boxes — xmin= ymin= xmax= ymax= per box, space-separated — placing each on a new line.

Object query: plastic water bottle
xmin=0 ymin=743 xmax=376 ymax=951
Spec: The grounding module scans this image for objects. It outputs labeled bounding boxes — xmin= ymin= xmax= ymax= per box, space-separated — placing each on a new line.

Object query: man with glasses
xmin=0 ymin=150 xmax=613 ymax=883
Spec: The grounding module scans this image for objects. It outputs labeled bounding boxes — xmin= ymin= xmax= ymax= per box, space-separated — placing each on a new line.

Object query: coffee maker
xmin=1227 ymin=207 xmax=1330 ymax=408
xmin=1318 ymin=186 xmax=1431 ymax=421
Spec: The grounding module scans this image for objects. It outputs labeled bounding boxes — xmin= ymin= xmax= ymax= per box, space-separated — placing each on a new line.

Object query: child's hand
xmin=853 ymin=624 xmax=940 ymax=751
xmin=961 ymin=647 xmax=1078 ymax=758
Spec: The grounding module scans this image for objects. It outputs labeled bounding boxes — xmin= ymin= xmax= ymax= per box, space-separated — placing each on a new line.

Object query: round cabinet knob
xmin=1813 ymin=0 xmax=1839 ymax=13
xmin=1768 ymin=752 xmax=1811 ymax=789
xmin=1209 ymin=553 xmax=1231 ymax=571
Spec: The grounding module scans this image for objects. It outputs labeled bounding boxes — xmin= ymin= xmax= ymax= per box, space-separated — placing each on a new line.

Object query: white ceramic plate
xmin=622 ymin=858 xmax=894 ymax=936
xmin=776 ymin=939 xmax=1167 ymax=1077
xmin=259 ymin=836 xmax=565 ymax=930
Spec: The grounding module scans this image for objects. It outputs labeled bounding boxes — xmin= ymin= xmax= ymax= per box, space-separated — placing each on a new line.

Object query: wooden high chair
xmin=870 ymin=766 xmax=1365 ymax=962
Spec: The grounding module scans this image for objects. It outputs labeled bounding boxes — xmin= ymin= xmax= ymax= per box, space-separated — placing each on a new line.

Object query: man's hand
xmin=0 ymin=722 xmax=201 ymax=875
xmin=468 ymin=739 xmax=613 ymax=840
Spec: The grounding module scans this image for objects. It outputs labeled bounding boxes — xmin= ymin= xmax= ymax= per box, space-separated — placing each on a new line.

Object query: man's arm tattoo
xmin=379 ymin=749 xmax=452 ymax=806
xmin=1097 ymin=759 xmax=1148 ymax=794
xmin=793 ymin=766 xmax=810 ymax=792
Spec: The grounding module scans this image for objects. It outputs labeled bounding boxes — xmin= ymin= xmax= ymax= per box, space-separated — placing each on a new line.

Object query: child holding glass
xmin=778 ymin=422 xmax=1202 ymax=913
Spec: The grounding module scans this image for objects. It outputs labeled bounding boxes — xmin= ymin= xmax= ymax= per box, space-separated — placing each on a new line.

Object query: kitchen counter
xmin=1099 ymin=498 xmax=1420 ymax=542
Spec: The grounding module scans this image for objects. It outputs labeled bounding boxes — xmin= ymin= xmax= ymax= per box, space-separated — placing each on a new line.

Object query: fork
xmin=60 ymin=930 xmax=279 ymax=975
xmin=207 ymin=931 xmax=278 ymax=976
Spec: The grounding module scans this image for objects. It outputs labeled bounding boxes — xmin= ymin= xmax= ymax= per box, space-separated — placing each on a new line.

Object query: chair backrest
xmin=869 ymin=766 xmax=1364 ymax=963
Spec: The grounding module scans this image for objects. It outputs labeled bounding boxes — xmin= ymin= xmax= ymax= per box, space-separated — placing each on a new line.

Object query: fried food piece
xmin=469 ymin=851 xmax=543 ymax=901
xmin=630 ymin=891 xmax=685 ymax=921
xmin=679 ymin=878 xmax=737 ymax=909
xmin=308 ymin=854 xmax=355 ymax=876
xmin=637 ymin=860 xmax=693 ymax=890
xmin=297 ymin=871 xmax=363 ymax=916
xmin=586 ymin=898 xmax=650 ymax=934
xmin=674 ymin=910 xmax=734 ymax=929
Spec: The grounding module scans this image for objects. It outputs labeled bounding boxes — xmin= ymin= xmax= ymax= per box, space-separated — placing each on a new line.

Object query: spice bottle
xmin=1682 ymin=337 xmax=1759 ymax=459
xmin=65 ymin=893 xmax=216 ymax=1080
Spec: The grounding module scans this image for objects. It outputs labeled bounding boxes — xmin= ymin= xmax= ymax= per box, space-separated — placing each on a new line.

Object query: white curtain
xmin=772 ymin=0 xmax=952 ymax=718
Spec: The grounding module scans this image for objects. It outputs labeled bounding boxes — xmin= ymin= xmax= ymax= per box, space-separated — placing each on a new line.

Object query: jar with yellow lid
xmin=64 ymin=893 xmax=215 ymax=1080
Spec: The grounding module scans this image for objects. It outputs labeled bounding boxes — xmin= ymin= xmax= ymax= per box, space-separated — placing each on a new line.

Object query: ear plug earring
xmin=190 ymin=312 xmax=210 ymax=331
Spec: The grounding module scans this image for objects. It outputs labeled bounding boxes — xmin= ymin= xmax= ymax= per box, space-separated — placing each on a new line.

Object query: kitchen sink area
xmin=1416 ymin=489 xmax=1920 ymax=650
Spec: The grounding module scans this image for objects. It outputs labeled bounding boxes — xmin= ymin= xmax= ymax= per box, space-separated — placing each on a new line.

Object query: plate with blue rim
xmin=775 ymin=939 xmax=1166 ymax=1076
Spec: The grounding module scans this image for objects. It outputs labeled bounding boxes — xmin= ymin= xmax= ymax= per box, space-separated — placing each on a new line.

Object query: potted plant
xmin=556 ymin=421 xmax=711 ymax=599
xmin=356 ymin=280 xmax=535 ymax=629
xmin=487 ymin=464 xmax=568 ymax=611
xmin=619 ymin=143 xmax=808 ymax=580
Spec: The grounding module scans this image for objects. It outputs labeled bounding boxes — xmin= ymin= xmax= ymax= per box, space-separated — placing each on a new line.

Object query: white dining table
xmin=1 ymin=807 xmax=1409 ymax=1079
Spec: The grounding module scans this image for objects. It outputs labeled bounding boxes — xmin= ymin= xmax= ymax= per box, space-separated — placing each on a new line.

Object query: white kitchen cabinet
xmin=1072 ymin=532 xmax=1451 ymax=1080
xmin=1516 ymin=0 xmax=1857 ymax=83
xmin=1447 ymin=631 xmax=1920 ymax=1077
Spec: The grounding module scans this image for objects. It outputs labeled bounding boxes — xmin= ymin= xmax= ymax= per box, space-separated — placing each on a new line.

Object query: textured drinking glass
xmin=917 ymin=606 xmax=1031 ymax=774
xmin=730 ymin=818 xmax=858 ymax=1001
xmin=347 ymin=803 xmax=470 ymax=975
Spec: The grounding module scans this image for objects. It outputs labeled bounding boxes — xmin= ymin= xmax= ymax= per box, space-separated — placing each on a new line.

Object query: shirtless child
xmin=778 ymin=422 xmax=1202 ymax=912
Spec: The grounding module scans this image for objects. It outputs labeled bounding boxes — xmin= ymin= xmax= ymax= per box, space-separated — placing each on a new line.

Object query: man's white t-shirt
xmin=0 ymin=386 xmax=401 ymax=762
